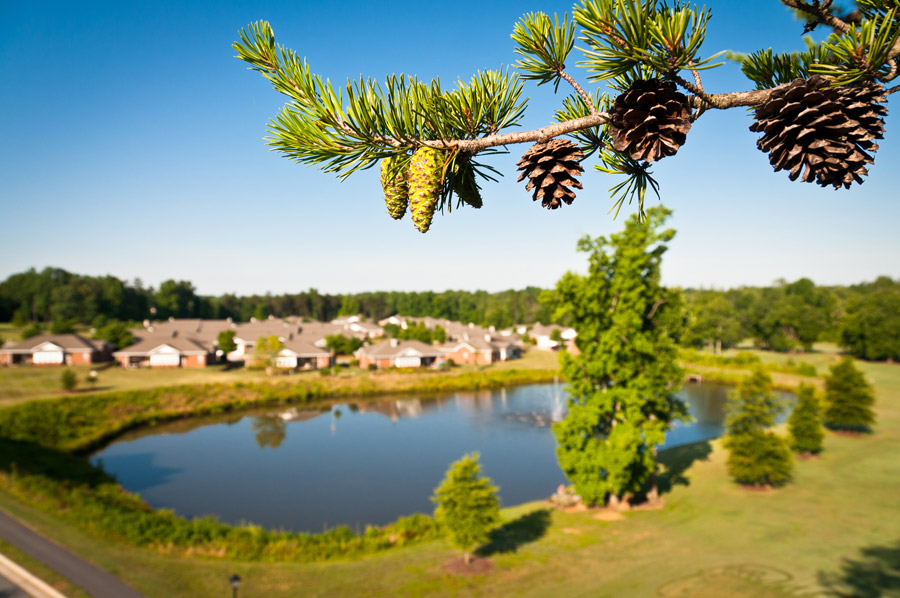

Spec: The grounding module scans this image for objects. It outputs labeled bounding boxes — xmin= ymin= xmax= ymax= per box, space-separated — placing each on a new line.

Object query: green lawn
xmin=0 ymin=348 xmax=561 ymax=407
xmin=0 ymin=363 xmax=271 ymax=407
xmin=1 ymin=349 xmax=898 ymax=596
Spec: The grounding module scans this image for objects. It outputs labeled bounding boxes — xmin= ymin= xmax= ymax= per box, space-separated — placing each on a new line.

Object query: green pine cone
xmin=450 ymin=158 xmax=482 ymax=209
xmin=407 ymin=146 xmax=444 ymax=233
xmin=381 ymin=156 xmax=409 ymax=220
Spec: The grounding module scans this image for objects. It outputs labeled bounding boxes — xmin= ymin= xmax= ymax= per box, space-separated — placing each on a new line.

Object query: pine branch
xmin=781 ymin=0 xmax=851 ymax=34
xmin=441 ymin=83 xmax=789 ymax=153
xmin=558 ymin=70 xmax=597 ymax=113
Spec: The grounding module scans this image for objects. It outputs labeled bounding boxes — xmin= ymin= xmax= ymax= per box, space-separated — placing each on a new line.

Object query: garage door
xmin=395 ymin=356 xmax=421 ymax=368
xmin=275 ymin=356 xmax=297 ymax=368
xmin=150 ymin=353 xmax=180 ymax=367
xmin=33 ymin=351 xmax=64 ymax=364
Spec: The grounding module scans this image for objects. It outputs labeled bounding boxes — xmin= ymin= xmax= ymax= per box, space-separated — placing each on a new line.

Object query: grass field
xmin=0 ymin=348 xmax=562 ymax=407
xmin=1 ymin=348 xmax=898 ymax=596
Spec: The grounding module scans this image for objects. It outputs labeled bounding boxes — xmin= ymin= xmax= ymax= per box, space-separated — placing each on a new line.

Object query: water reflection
xmin=250 ymin=416 xmax=287 ymax=449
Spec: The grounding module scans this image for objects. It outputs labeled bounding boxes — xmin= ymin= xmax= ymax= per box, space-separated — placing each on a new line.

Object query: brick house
xmin=357 ymin=339 xmax=445 ymax=369
xmin=0 ymin=334 xmax=112 ymax=366
xmin=524 ymin=323 xmax=577 ymax=351
xmin=113 ymin=334 xmax=214 ymax=368
xmin=271 ymin=338 xmax=333 ymax=370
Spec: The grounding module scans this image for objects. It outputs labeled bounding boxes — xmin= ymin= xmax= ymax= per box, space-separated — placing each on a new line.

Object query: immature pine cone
xmin=381 ymin=156 xmax=409 ymax=220
xmin=516 ymin=139 xmax=584 ymax=209
xmin=750 ymin=75 xmax=886 ymax=189
xmin=450 ymin=158 xmax=483 ymax=209
xmin=608 ymin=79 xmax=693 ymax=162
xmin=407 ymin=146 xmax=444 ymax=233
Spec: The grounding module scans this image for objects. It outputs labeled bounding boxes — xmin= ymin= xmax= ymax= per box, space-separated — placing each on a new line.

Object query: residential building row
xmin=0 ymin=316 xmax=576 ymax=370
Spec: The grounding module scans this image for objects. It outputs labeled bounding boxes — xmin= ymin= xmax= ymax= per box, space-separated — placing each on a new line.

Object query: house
xmin=441 ymin=329 xmax=522 ymax=365
xmin=229 ymin=319 xmax=303 ymax=361
xmin=113 ymin=334 xmax=215 ymax=368
xmin=272 ymin=338 xmax=332 ymax=370
xmin=0 ymin=334 xmax=112 ymax=366
xmin=525 ymin=323 xmax=577 ymax=351
xmin=357 ymin=339 xmax=445 ymax=369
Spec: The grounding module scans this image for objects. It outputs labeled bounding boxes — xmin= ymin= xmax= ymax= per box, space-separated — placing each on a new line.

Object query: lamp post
xmin=229 ymin=573 xmax=242 ymax=598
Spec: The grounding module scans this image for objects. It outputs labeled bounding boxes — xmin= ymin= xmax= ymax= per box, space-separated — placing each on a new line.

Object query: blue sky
xmin=1 ymin=1 xmax=898 ymax=296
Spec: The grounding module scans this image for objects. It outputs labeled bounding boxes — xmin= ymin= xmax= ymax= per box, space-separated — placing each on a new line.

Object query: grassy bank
xmin=1 ymin=348 xmax=898 ymax=596
xmin=0 ymin=367 xmax=559 ymax=454
xmin=0 ymin=348 xmax=561 ymax=406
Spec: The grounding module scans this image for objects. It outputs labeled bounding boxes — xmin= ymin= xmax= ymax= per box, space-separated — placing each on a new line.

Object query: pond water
xmin=91 ymin=382 xmax=792 ymax=533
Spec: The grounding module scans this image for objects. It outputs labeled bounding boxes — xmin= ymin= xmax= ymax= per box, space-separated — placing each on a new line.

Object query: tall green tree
xmin=154 ymin=280 xmax=201 ymax=319
xmin=337 ymin=295 xmax=360 ymax=317
xmin=21 ymin=323 xmax=43 ymax=339
xmin=839 ymin=277 xmax=900 ymax=361
xmin=253 ymin=335 xmax=284 ymax=371
xmin=431 ymin=453 xmax=500 ymax=565
xmin=217 ymin=330 xmax=237 ymax=359
xmin=824 ymin=356 xmax=876 ymax=432
xmin=93 ymin=321 xmax=135 ymax=350
xmin=683 ymin=293 xmax=743 ymax=354
xmin=49 ymin=319 xmax=76 ymax=334
xmin=724 ymin=368 xmax=793 ymax=487
xmin=550 ymin=206 xmax=686 ymax=507
xmin=324 ymin=334 xmax=363 ymax=355
xmin=788 ymin=384 xmax=824 ymax=455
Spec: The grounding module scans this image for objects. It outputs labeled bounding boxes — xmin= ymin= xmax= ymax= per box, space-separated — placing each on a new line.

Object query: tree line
xmin=0 ymin=267 xmax=552 ymax=330
xmin=1 ymin=266 xmax=897 ymax=361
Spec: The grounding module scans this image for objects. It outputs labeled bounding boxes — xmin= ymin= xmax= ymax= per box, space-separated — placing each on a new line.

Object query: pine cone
xmin=407 ymin=146 xmax=445 ymax=233
xmin=381 ymin=156 xmax=409 ymax=220
xmin=449 ymin=157 xmax=482 ymax=209
xmin=516 ymin=139 xmax=584 ymax=209
xmin=608 ymin=79 xmax=693 ymax=162
xmin=750 ymin=76 xmax=886 ymax=189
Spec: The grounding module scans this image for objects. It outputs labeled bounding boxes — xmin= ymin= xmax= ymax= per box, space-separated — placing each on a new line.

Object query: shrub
xmin=60 ymin=368 xmax=77 ymax=392
xmin=824 ymin=356 xmax=875 ymax=432
xmin=723 ymin=368 xmax=793 ymax=487
xmin=431 ymin=453 xmax=500 ymax=564
xmin=725 ymin=430 xmax=794 ymax=487
xmin=788 ymin=384 xmax=824 ymax=455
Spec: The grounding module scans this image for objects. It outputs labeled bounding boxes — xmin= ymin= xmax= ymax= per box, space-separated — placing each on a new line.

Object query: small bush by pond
xmin=0 ymin=369 xmax=556 ymax=562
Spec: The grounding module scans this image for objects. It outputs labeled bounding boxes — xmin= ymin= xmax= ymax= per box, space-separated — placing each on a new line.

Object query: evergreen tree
xmin=431 ymin=453 xmax=500 ymax=564
xmin=788 ymin=384 xmax=824 ymax=455
xmin=550 ymin=206 xmax=686 ymax=506
xmin=724 ymin=368 xmax=793 ymax=487
xmin=824 ymin=356 xmax=876 ymax=432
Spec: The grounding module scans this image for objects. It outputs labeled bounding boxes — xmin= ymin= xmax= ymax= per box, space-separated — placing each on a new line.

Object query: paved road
xmin=0 ymin=508 xmax=143 ymax=598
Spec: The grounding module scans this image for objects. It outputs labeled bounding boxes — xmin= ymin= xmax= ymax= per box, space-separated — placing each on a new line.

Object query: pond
xmin=90 ymin=382 xmax=792 ymax=533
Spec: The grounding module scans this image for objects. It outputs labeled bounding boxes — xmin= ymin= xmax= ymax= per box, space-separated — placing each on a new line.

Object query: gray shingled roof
xmin=113 ymin=334 xmax=211 ymax=355
xmin=281 ymin=337 xmax=330 ymax=357
xmin=359 ymin=339 xmax=445 ymax=358
xmin=0 ymin=334 xmax=105 ymax=353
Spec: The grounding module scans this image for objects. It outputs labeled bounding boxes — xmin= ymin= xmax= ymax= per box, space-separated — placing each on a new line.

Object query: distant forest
xmin=1 ymin=267 xmax=898 ymax=361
